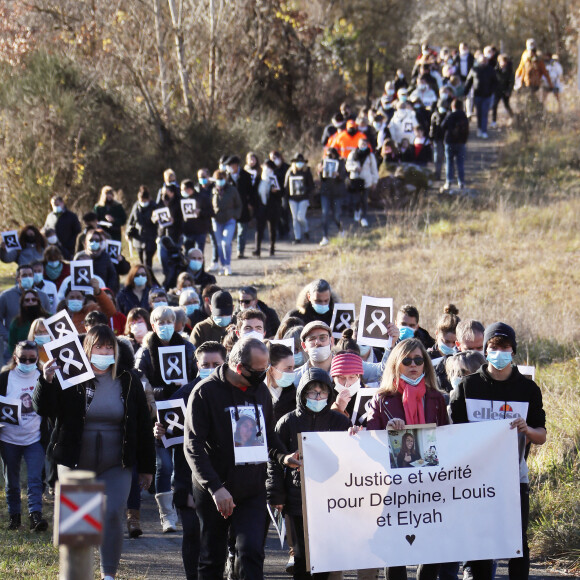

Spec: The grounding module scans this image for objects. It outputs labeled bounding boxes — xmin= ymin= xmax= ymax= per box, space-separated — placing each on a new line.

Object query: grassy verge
xmin=260 ymin=95 xmax=580 ymax=573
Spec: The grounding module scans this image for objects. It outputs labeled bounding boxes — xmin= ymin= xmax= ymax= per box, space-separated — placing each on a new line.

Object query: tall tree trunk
xmin=167 ymin=0 xmax=193 ymax=116
xmin=153 ymin=0 xmax=172 ymax=124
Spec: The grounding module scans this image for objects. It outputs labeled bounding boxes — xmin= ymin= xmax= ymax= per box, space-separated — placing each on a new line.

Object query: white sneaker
xmin=489 ymin=121 xmax=497 ymax=128
xmin=224 ymin=266 xmax=232 ymax=276
xmin=441 ymin=182 xmax=451 ymax=191
xmin=360 ymin=218 xmax=369 ymax=227
xmin=208 ymin=261 xmax=219 ymax=272
xmin=481 ymin=132 xmax=489 ymax=139
xmin=319 ymin=237 xmax=329 ymax=246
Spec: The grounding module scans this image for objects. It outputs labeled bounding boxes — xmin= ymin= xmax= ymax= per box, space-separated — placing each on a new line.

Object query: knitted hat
xmin=330 ymin=352 xmax=364 ymax=377
xmin=484 ymin=322 xmax=517 ymax=354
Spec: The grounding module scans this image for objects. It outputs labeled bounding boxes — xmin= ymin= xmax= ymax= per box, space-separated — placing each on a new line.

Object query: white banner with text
xmin=301 ymin=421 xmax=522 ymax=572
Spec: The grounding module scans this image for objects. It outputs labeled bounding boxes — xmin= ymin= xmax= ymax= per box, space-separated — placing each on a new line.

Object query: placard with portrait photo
xmin=387 ymin=424 xmax=439 ymax=469
xmin=229 ymin=405 xmax=268 ymax=464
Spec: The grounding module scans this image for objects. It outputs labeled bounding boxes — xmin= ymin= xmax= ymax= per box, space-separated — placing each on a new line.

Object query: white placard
xmin=351 ymin=387 xmax=379 ymax=426
xmin=105 ymin=240 xmax=122 ymax=264
xmin=357 ymin=296 xmax=394 ymax=349
xmin=70 ymin=260 xmax=94 ymax=292
xmin=267 ymin=504 xmax=286 ymax=549
xmin=181 ymin=198 xmax=198 ymax=220
xmin=330 ymin=303 xmax=356 ymax=339
xmin=44 ymin=310 xmax=78 ymax=340
xmin=322 ymin=158 xmax=339 ymax=179
xmin=44 ymin=334 xmax=95 ymax=390
xmin=0 ymin=395 xmax=22 ymax=426
xmin=517 ymin=365 xmax=536 ymax=382
xmin=1 ymin=230 xmax=21 ymax=251
xmin=156 ymin=399 xmax=187 ymax=448
xmin=159 ymin=345 xmax=188 ymax=386
xmin=229 ymin=405 xmax=268 ymax=464
xmin=289 ymin=175 xmax=305 ymax=197
xmin=153 ymin=207 xmax=173 ymax=227
xmin=269 ymin=338 xmax=295 ymax=354
xmin=300 ymin=421 xmax=522 ymax=572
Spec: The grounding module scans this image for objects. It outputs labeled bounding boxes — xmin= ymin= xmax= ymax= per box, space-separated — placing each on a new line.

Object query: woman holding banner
xmin=366 ymin=338 xmax=449 ymax=580
xmin=33 ymin=325 xmax=155 ymax=580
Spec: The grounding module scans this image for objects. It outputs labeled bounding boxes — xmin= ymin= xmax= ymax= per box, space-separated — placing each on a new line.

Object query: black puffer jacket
xmin=32 ymin=339 xmax=155 ymax=474
xmin=266 ymin=374 xmax=350 ymax=515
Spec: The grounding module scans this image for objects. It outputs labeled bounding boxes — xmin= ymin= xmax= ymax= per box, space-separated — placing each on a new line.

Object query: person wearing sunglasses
xmin=0 ymin=340 xmax=48 ymax=532
xmin=235 ymin=286 xmax=280 ymax=339
xmin=366 ymin=337 xmax=449 ymax=580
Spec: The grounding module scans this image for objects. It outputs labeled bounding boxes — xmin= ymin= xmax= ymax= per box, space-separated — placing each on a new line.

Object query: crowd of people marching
xmin=0 ymin=38 xmax=552 ymax=580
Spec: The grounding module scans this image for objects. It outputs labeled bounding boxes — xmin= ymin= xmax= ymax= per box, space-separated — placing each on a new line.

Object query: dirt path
xmin=122 ymin=122 xmax=575 ymax=579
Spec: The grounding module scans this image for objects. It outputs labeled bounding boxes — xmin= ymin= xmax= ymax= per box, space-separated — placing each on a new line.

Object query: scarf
xmin=397 ymin=377 xmax=426 ymax=424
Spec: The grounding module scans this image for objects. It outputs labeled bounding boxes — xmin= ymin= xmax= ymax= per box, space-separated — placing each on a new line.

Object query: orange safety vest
xmin=327 ymin=130 xmax=373 ymax=159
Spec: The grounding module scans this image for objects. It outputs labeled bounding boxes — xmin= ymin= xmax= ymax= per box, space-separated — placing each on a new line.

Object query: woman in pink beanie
xmin=329 ymin=351 xmax=367 ymax=422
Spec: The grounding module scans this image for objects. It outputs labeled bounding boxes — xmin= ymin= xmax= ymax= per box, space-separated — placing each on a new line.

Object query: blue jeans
xmin=236 ymin=222 xmax=249 ymax=256
xmin=155 ymin=441 xmax=174 ymax=493
xmin=212 ymin=219 xmax=236 ymax=267
xmin=0 ymin=440 xmax=45 ymax=515
xmin=445 ymin=143 xmax=466 ymax=186
xmin=350 ymin=189 xmax=369 ymax=218
xmin=475 ymin=95 xmax=493 ymax=133
xmin=433 ymin=140 xmax=445 ymax=179
xmin=182 ymin=233 xmax=207 ymax=254
xmin=320 ymin=195 xmax=342 ymax=237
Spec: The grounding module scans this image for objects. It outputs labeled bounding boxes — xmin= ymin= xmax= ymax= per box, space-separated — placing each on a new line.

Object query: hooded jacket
xmin=32 ymin=338 xmax=155 ymax=473
xmin=184 ymin=364 xmax=287 ymax=502
xmin=266 ymin=373 xmax=350 ymax=515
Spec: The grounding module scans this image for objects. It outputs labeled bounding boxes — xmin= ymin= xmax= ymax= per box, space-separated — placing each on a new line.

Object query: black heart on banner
xmin=405 ymin=534 xmax=416 ymax=546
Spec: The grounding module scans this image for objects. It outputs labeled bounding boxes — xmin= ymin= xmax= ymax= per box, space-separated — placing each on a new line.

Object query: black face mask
xmin=241 ymin=364 xmax=268 ymax=387
xmin=347 ymin=128 xmax=357 ymax=136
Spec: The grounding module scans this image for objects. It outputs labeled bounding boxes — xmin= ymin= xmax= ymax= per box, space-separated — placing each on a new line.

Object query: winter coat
xmin=430 ymin=109 xmax=448 ymax=142
xmin=212 ymin=184 xmax=242 ymax=224
xmin=441 ymin=110 xmax=470 ymax=145
xmin=184 ymin=364 xmax=288 ymax=502
xmin=515 ymin=50 xmax=552 ymax=89
xmin=388 ymin=107 xmax=419 ymax=145
xmin=495 ymin=62 xmax=515 ymax=97
xmin=0 ymin=245 xmax=45 ymax=267
xmin=43 ymin=209 xmax=81 ymax=259
xmin=328 ymin=130 xmax=371 ymax=160
xmin=228 ymin=169 xmax=255 ymax=223
xmin=127 ymin=201 xmax=158 ymax=253
xmin=366 ymin=388 xmax=449 ymax=430
xmin=116 ymin=285 xmax=155 ymax=316
xmin=346 ymin=148 xmax=379 ymax=189
xmin=75 ymin=250 xmax=119 ymax=294
xmin=266 ymin=378 xmax=350 ymax=515
xmin=464 ymin=63 xmax=498 ymax=99
xmin=284 ymin=167 xmax=315 ymax=203
xmin=285 ymin=299 xmax=335 ymax=328
xmin=32 ymin=339 xmax=155 ymax=473
xmin=181 ymin=187 xmax=213 ymax=236
xmin=93 ymin=201 xmax=127 ymax=242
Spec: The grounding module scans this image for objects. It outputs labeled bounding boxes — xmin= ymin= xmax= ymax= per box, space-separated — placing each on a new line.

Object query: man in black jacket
xmin=450 ymin=322 xmax=546 ymax=580
xmin=184 ymin=337 xmax=300 ymax=580
xmin=441 ymin=99 xmax=470 ymax=191
xmin=42 ymin=196 xmax=81 ymax=260
xmin=464 ymin=56 xmax=498 ymax=139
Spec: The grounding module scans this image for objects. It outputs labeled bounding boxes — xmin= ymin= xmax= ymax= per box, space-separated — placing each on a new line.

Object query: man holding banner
xmin=450 ymin=322 xmax=546 ymax=580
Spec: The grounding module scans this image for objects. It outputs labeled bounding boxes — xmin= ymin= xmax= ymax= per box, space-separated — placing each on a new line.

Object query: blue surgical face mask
xmin=216 ymin=179 xmax=227 ymax=188
xmin=399 ymin=96 xmax=408 ymax=103
xmin=399 ymin=326 xmax=415 ymax=341
xmin=189 ymin=260 xmax=203 ymax=272
xmin=199 ymin=177 xmax=209 ymax=186
xmin=34 ymin=334 xmax=51 ymax=346
xmin=450 ymin=376 xmax=462 ymax=390
xmin=185 ymin=304 xmax=200 ymax=316
xmin=294 ymin=352 xmax=304 ymax=366
xmin=199 ymin=367 xmax=215 ymax=379
xmin=157 ymin=324 xmax=174 ymax=342
xmin=295 ymin=162 xmax=305 ymax=170
xmin=438 ymin=107 xmax=447 ymax=114
xmin=213 ymin=315 xmax=232 ymax=328
xmin=359 ymin=344 xmax=372 ymax=357
xmin=154 ymin=301 xmax=168 ymax=309
xmin=311 ymin=302 xmax=329 ymax=315
xmin=306 ymin=398 xmax=327 ymax=413
xmin=17 ymin=362 xmax=37 ymax=374
xmin=276 ymin=371 xmax=296 ymax=388
xmin=20 ymin=276 xmax=34 ymax=290
xmin=90 ymin=354 xmax=115 ymax=370
xmin=401 ymin=373 xmax=425 ymax=386
xmin=67 ymin=299 xmax=84 ymax=312
xmin=33 ymin=272 xmax=44 ymax=284
xmin=134 ymin=275 xmax=147 ymax=287
xmin=439 ymin=342 xmax=456 ymax=356
xmin=486 ymin=350 xmax=512 ymax=370
xmin=48 ymin=260 xmax=60 ymax=269
xmin=89 ymin=240 xmax=101 ymax=252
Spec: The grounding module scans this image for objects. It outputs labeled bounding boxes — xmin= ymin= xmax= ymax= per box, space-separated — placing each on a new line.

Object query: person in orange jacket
xmin=327 ymin=120 xmax=373 ymax=160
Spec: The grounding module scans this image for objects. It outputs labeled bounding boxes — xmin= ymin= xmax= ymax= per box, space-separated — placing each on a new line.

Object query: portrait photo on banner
xmin=0 ymin=395 xmax=22 ymax=426
xmin=357 ymin=296 xmax=394 ymax=349
xmin=388 ymin=425 xmax=440 ymax=469
xmin=44 ymin=334 xmax=95 ymax=389
xmin=330 ymin=303 xmax=356 ymax=339
xmin=159 ymin=345 xmax=188 ymax=386
xmin=156 ymin=399 xmax=187 ymax=448
xmin=44 ymin=310 xmax=78 ymax=340
xmin=1 ymin=230 xmax=21 ymax=250
xmin=70 ymin=259 xmax=94 ymax=292
xmin=229 ymin=405 xmax=268 ymax=464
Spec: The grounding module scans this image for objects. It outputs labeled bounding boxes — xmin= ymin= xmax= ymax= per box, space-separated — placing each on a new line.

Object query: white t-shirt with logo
xmin=0 ymin=368 xmax=41 ymax=446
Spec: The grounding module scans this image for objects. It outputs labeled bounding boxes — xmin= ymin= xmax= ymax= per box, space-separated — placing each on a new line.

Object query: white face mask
xmin=334 ymin=379 xmax=361 ymax=397
xmin=243 ymin=330 xmax=265 ymax=342
xmin=307 ymin=344 xmax=332 ymax=363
